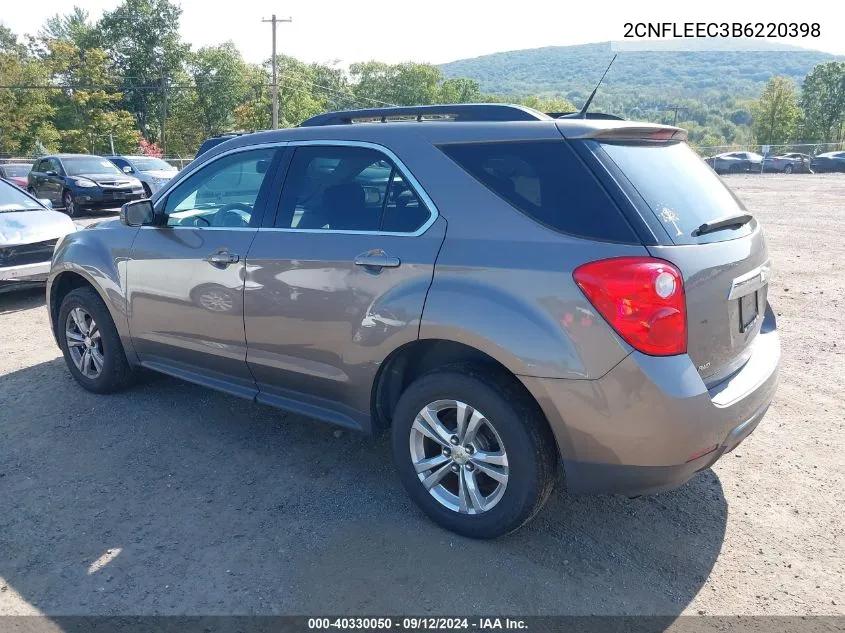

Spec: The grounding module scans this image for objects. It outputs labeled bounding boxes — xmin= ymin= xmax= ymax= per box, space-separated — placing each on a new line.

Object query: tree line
xmin=1 ymin=0 xmax=843 ymax=158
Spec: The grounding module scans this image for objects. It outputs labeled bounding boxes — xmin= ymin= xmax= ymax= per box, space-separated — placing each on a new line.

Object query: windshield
xmin=593 ymin=140 xmax=755 ymax=245
xmin=131 ymin=157 xmax=177 ymax=172
xmin=2 ymin=165 xmax=31 ymax=177
xmin=64 ymin=157 xmax=123 ymax=176
xmin=0 ymin=179 xmax=43 ymax=212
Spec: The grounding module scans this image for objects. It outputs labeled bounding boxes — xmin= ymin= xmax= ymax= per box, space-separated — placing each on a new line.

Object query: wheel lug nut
xmin=449 ymin=436 xmax=459 ymax=445
xmin=465 ymin=463 xmax=474 ymax=472
xmin=450 ymin=464 xmax=460 ymax=473
xmin=442 ymin=447 xmax=451 ymax=456
xmin=465 ymin=445 xmax=474 ymax=454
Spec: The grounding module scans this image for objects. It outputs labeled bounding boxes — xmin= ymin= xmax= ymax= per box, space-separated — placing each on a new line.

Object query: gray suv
xmin=47 ymin=104 xmax=780 ymax=538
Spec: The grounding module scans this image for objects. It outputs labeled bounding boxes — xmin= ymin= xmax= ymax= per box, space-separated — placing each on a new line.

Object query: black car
xmin=810 ymin=151 xmax=845 ymax=173
xmin=27 ymin=154 xmax=145 ymax=218
xmin=195 ymin=133 xmax=251 ymax=159
xmin=706 ymin=152 xmax=764 ymax=174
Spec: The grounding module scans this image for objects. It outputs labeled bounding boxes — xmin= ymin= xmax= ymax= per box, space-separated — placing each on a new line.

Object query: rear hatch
xmin=577 ymin=132 xmax=770 ymax=386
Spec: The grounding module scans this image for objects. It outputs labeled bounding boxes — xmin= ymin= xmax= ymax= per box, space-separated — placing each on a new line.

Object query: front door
xmin=243 ymin=143 xmax=445 ymax=426
xmin=127 ymin=146 xmax=282 ymax=398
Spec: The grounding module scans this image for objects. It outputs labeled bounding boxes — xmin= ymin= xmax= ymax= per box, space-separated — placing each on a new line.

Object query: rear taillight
xmin=573 ymin=257 xmax=687 ymax=356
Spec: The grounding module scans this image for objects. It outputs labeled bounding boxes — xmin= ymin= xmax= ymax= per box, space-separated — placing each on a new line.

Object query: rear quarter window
xmin=439 ymin=141 xmax=637 ymax=243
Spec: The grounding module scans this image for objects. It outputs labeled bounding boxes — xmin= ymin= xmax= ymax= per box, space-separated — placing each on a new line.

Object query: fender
xmin=419 ymin=273 xmax=633 ymax=380
xmin=47 ymin=221 xmax=140 ymax=363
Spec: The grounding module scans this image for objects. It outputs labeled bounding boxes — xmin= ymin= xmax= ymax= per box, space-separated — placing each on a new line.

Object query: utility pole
xmin=160 ymin=75 xmax=168 ymax=155
xmin=262 ymin=14 xmax=292 ymax=129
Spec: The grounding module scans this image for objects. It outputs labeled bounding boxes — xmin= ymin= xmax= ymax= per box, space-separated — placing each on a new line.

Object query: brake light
xmin=573 ymin=257 xmax=687 ymax=356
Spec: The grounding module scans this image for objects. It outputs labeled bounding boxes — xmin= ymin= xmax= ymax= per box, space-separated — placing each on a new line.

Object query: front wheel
xmin=784 ymin=164 xmax=794 ymax=174
xmin=58 ymin=286 xmax=136 ymax=393
xmin=391 ymin=368 xmax=557 ymax=538
xmin=62 ymin=190 xmax=81 ymax=218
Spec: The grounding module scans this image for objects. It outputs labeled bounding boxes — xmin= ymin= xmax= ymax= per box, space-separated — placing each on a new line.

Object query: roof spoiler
xmin=560 ymin=123 xmax=688 ymax=142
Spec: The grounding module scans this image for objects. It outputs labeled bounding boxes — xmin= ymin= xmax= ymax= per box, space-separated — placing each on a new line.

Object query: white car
xmin=105 ymin=155 xmax=178 ymax=197
xmin=0 ymin=179 xmax=75 ymax=293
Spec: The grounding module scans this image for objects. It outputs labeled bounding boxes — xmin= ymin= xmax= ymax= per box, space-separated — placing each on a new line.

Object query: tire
xmin=729 ymin=164 xmax=741 ymax=174
xmin=142 ymin=183 xmax=152 ymax=198
xmin=57 ymin=286 xmax=136 ymax=393
xmin=391 ymin=367 xmax=557 ymax=539
xmin=784 ymin=164 xmax=794 ymax=174
xmin=62 ymin=190 xmax=81 ymax=218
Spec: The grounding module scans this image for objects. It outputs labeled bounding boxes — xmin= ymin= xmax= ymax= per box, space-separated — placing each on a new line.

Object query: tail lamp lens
xmin=573 ymin=257 xmax=687 ymax=356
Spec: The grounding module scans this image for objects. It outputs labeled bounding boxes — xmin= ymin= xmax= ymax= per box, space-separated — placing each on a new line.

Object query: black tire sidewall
xmin=63 ymin=191 xmax=79 ymax=218
xmin=57 ymin=287 xmax=128 ymax=393
xmin=391 ymin=370 xmax=553 ymax=539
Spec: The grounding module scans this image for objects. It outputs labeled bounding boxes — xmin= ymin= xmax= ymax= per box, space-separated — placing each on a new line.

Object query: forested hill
xmin=439 ymin=41 xmax=839 ymax=103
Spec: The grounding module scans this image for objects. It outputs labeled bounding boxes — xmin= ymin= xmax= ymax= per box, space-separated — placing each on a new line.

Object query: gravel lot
xmin=1 ymin=176 xmax=843 ymax=617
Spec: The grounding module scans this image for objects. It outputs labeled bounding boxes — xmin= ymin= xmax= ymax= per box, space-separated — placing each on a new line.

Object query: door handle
xmin=205 ymin=250 xmax=240 ymax=265
xmin=354 ymin=251 xmax=401 ymax=269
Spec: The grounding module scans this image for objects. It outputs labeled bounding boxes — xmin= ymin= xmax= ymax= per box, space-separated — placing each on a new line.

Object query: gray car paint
xmin=47 ymin=116 xmax=780 ymax=496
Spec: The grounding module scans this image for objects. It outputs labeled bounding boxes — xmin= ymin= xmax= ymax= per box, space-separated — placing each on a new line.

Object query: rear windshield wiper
xmin=692 ymin=213 xmax=753 ymax=237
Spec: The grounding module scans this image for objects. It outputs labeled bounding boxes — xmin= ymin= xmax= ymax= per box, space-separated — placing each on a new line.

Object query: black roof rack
xmin=299 ymin=104 xmax=551 ymax=127
xmin=549 ymin=111 xmax=625 ymax=120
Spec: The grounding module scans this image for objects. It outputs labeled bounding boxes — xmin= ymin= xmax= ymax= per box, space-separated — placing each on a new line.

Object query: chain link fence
xmin=693 ymin=142 xmax=845 ymax=158
xmin=1 ymin=155 xmax=193 ymax=170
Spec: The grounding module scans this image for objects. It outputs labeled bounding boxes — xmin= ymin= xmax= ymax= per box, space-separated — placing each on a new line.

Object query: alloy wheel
xmin=65 ymin=307 xmax=104 ymax=379
xmin=409 ymin=399 xmax=509 ymax=515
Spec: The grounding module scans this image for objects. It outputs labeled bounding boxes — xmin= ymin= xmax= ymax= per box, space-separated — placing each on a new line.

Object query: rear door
xmin=587 ymin=138 xmax=770 ymax=386
xmin=243 ymin=142 xmax=446 ymax=425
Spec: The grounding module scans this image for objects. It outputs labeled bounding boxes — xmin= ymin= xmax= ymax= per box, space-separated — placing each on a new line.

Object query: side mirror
xmin=45 ymin=170 xmax=58 ymax=177
xmin=256 ymin=159 xmax=269 ymax=174
xmin=38 ymin=198 xmax=54 ymax=209
xmin=122 ymin=165 xmax=134 ymax=174
xmin=120 ymin=199 xmax=155 ymax=227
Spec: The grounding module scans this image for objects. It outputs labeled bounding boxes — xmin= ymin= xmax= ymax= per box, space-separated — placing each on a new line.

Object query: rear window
xmin=593 ymin=140 xmax=755 ymax=245
xmin=439 ymin=141 xmax=636 ymax=243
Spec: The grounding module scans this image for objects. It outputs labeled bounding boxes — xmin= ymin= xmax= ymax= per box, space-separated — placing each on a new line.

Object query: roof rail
xmin=299 ymin=104 xmax=551 ymax=127
xmin=551 ymin=111 xmax=625 ymax=120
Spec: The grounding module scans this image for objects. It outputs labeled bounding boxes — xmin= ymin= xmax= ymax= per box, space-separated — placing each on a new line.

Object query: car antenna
xmin=578 ymin=53 xmax=617 ymax=118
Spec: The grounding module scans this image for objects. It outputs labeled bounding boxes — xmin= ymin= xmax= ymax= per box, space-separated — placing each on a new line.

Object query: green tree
xmin=751 ymin=76 xmax=801 ymax=145
xmin=801 ymin=61 xmax=845 ymax=142
xmin=189 ymin=42 xmax=250 ymax=136
xmin=97 ymin=0 xmax=189 ymax=142
xmin=0 ymin=26 xmax=58 ymax=154
xmin=40 ymin=6 xmax=98 ymax=51
xmin=45 ymin=39 xmax=138 ymax=153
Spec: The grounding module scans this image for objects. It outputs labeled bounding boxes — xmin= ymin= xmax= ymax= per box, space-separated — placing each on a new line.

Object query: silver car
xmin=105 ymin=155 xmax=178 ymax=197
xmin=1 ymin=179 xmax=75 ymax=293
xmin=47 ymin=104 xmax=779 ymax=538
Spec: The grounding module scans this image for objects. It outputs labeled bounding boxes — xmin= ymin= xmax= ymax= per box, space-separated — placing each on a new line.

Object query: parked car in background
xmin=195 ymin=133 xmax=251 ymax=159
xmin=27 ymin=154 xmax=145 ymax=218
xmin=706 ymin=152 xmax=764 ymax=174
xmin=762 ymin=153 xmax=811 ymax=174
xmin=47 ymin=104 xmax=779 ymax=538
xmin=1 ymin=178 xmax=75 ymax=293
xmin=810 ymin=151 xmax=845 ymax=173
xmin=0 ymin=163 xmax=33 ymax=188
xmin=105 ymin=155 xmax=178 ymax=197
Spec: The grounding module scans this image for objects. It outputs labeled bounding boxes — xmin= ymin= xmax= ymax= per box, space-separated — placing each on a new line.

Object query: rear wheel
xmin=391 ymin=368 xmax=557 ymax=539
xmin=784 ymin=164 xmax=794 ymax=174
xmin=58 ymin=287 xmax=136 ymax=393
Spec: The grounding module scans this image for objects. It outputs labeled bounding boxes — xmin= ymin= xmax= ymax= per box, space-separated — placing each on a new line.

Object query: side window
xmin=49 ymin=159 xmax=64 ymax=174
xmin=111 ymin=158 xmax=129 ymax=171
xmin=276 ymin=145 xmax=430 ymax=233
xmin=163 ymin=148 xmax=275 ymax=228
xmin=440 ymin=140 xmax=636 ymax=242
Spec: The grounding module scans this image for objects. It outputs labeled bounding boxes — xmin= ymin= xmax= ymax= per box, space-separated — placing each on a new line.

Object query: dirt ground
xmin=0 ymin=175 xmax=843 ymax=617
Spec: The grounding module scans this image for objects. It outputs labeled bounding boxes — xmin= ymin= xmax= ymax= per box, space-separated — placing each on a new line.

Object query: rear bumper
xmin=520 ymin=308 xmax=780 ymax=496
